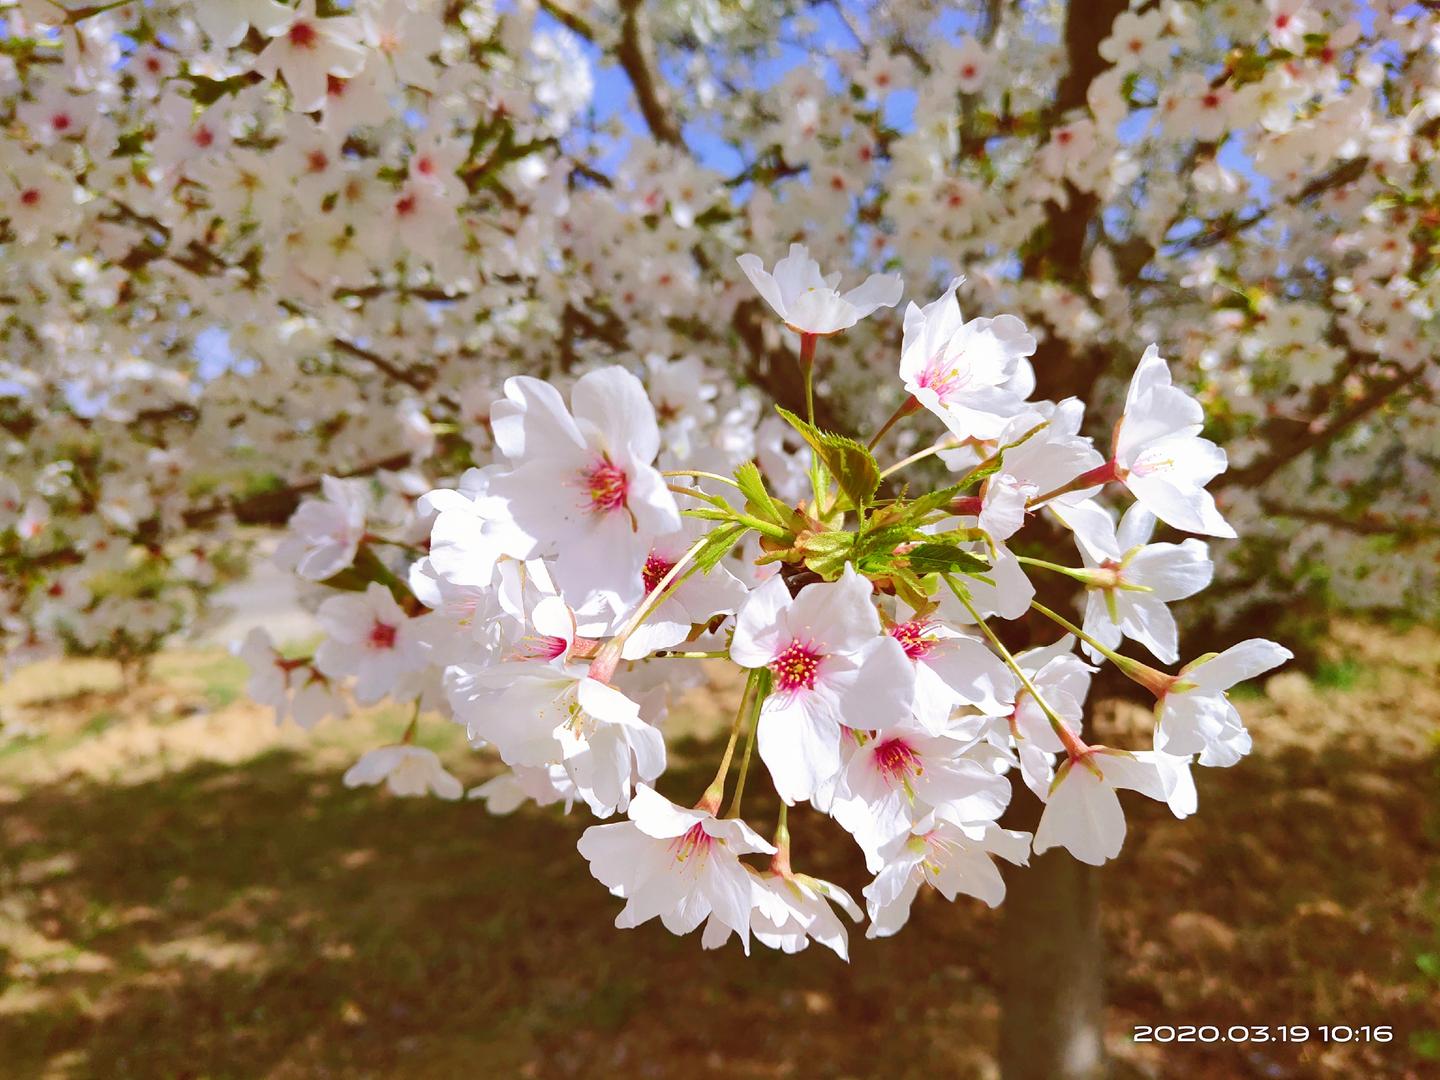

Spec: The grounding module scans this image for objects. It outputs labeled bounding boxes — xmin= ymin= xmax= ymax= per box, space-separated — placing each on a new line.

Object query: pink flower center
xmin=668 ymin=822 xmax=713 ymax=862
xmin=771 ymin=639 xmax=823 ymax=693
xmin=583 ymin=458 xmax=629 ymax=515
xmin=19 ymin=188 xmax=40 ymax=207
xmin=642 ymin=551 xmax=676 ymax=594
xmin=916 ymin=352 xmax=973 ymax=403
xmin=367 ymin=620 xmax=397 ymax=650
xmin=890 ymin=620 xmax=937 ymax=660
xmin=288 ymin=21 xmax=319 ymax=49
xmin=519 ymin=633 xmax=568 ymax=661
xmin=872 ymin=737 xmax=924 ymax=784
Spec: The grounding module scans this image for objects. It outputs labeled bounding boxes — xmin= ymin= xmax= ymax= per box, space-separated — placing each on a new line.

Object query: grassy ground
xmin=0 ymin=622 xmax=1437 ymax=1079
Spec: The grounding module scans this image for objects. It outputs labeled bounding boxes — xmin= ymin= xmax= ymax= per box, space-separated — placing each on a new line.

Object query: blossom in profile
xmin=899 ymin=279 xmax=1037 ymax=441
xmin=737 ymin=244 xmax=902 ymax=336
xmin=1033 ymin=748 xmax=1196 ymax=866
xmin=253 ymin=0 xmax=366 ymax=112
xmin=577 ymin=785 xmax=775 ymax=953
xmin=344 ymin=745 xmax=463 ymax=800
xmin=1155 ymin=639 xmax=1292 ymax=766
xmin=1113 ymin=345 xmax=1236 ymax=538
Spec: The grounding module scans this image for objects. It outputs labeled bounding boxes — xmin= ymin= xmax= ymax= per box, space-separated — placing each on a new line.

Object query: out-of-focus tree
xmin=2 ymin=2 xmax=1436 ymax=1076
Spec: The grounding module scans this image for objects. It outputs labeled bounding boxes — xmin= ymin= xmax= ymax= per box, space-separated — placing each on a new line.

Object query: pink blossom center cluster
xmin=367 ymin=620 xmax=397 ymax=650
xmin=770 ymin=639 xmax=823 ymax=692
xmin=889 ymin=620 xmax=937 ymax=660
xmin=872 ymin=737 xmax=924 ymax=784
xmin=668 ymin=822 xmax=713 ymax=863
xmin=582 ymin=458 xmax=629 ymax=515
xmin=641 ymin=551 xmax=676 ymax=594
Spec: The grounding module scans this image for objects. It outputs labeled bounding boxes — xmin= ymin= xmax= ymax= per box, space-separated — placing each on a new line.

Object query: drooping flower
xmin=343 ymin=744 xmax=464 ymax=800
xmin=1155 ymin=639 xmax=1292 ymax=766
xmin=864 ymin=816 xmax=1032 ymax=937
xmin=577 ymin=785 xmax=775 ymax=953
xmin=737 ymin=244 xmax=903 ymax=336
xmin=750 ymin=870 xmax=863 ymax=959
xmin=1032 ymin=748 xmax=1197 ymax=866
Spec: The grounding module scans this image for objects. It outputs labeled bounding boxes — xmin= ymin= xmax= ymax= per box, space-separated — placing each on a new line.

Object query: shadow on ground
xmin=1 ymin=622 xmax=1437 ymax=1078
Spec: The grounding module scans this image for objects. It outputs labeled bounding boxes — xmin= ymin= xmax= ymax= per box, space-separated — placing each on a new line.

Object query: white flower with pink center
xmin=888 ymin=617 xmax=1015 ymax=733
xmin=445 ymin=598 xmax=665 ymax=816
xmin=487 ymin=367 xmax=681 ymax=617
xmin=577 ymin=785 xmax=775 ymax=953
xmin=253 ymin=0 xmax=366 ymax=113
xmin=1112 ymin=345 xmax=1236 ymax=538
xmin=729 ymin=566 xmax=915 ymax=805
xmin=313 ymin=582 xmax=430 ymax=704
xmin=620 ymin=520 xmax=749 ymax=660
xmin=737 ymin=243 xmax=902 ymax=336
xmin=899 ymin=279 xmax=1036 ymax=441
xmin=829 ymin=720 xmax=1012 ymax=872
xmin=863 ymin=816 xmax=1033 ymax=938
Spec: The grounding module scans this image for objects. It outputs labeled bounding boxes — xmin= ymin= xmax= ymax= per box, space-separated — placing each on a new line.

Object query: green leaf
xmin=694 ymin=523 xmax=748 ymax=572
xmin=907 ymin=542 xmax=990 ymax=576
xmin=734 ymin=460 xmax=784 ymax=524
xmin=775 ymin=407 xmax=881 ymax=512
xmin=797 ymin=530 xmax=855 ymax=579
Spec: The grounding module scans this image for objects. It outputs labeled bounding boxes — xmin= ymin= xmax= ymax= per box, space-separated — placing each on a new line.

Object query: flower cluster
xmin=249 ymin=248 xmax=1289 ymax=957
xmin=3 ymin=1 xmax=1439 ymax=679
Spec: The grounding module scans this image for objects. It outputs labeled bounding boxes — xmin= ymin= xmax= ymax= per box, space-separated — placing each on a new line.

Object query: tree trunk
xmin=997 ymin=780 xmax=1106 ymax=1080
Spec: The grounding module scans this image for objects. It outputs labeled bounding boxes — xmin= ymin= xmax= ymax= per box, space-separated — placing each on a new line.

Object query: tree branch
xmin=615 ymin=0 xmax=686 ymax=148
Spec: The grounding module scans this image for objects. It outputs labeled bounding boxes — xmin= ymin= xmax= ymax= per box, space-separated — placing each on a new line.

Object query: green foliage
xmin=775 ymin=407 xmax=881 ymax=513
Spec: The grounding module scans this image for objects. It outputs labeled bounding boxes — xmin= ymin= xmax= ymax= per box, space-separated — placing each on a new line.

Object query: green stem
xmin=1015 ymin=554 xmax=1097 ymax=584
xmin=944 ymin=575 xmax=1088 ymax=758
xmin=663 ymin=469 xmax=743 ymax=491
xmin=771 ymin=801 xmax=792 ymax=875
xmin=700 ymin=670 xmax=763 ymax=814
xmin=880 ymin=435 xmax=962 ymax=479
xmin=724 ymin=669 xmax=768 ymax=818
xmin=1028 ymin=600 xmax=1174 ymax=697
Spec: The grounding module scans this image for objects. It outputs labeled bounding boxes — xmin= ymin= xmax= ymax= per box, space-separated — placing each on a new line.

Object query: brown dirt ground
xmin=0 ymin=620 xmax=1436 ymax=1079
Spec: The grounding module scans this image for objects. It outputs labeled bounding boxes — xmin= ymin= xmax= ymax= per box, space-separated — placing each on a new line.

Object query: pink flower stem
xmin=1026 ymin=458 xmax=1121 ymax=508
xmin=868 ymin=395 xmax=921 ymax=450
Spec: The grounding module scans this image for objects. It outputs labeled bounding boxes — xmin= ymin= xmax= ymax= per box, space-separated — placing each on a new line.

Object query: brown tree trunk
xmin=998 ymin=781 xmax=1106 ymax=1080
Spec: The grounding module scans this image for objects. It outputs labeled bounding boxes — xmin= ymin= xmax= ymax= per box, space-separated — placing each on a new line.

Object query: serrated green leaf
xmin=907 ymin=542 xmax=990 ymax=576
xmin=775 ymin=406 xmax=881 ymax=512
xmin=734 ymin=460 xmax=784 ymax=524
xmin=694 ymin=523 xmax=747 ymax=572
